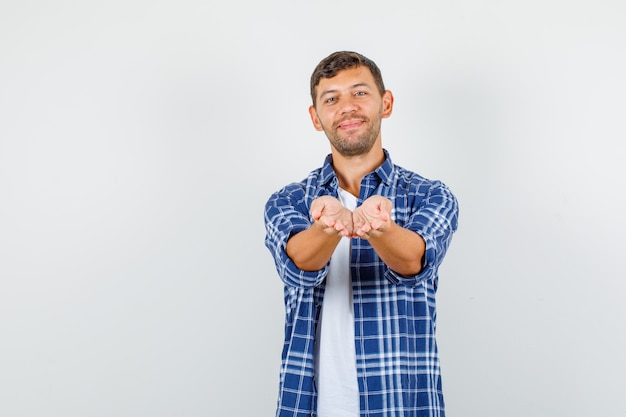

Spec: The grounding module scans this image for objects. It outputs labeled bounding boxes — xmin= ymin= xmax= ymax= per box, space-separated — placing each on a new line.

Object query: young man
xmin=264 ymin=51 xmax=459 ymax=417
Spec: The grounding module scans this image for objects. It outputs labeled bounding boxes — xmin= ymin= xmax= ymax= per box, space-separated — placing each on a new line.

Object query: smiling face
xmin=309 ymin=66 xmax=394 ymax=158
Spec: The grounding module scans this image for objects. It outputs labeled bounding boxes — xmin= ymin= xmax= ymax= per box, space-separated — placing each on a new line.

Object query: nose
xmin=340 ymin=95 xmax=358 ymax=114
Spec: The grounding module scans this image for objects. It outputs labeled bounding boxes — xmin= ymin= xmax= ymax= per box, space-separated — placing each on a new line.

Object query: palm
xmin=311 ymin=196 xmax=354 ymax=236
xmin=353 ymin=196 xmax=391 ymax=236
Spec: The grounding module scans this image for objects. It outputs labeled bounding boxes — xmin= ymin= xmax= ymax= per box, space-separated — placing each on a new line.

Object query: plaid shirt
xmin=264 ymin=150 xmax=459 ymax=417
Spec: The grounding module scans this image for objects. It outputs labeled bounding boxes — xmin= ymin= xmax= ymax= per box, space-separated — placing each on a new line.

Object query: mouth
xmin=336 ymin=118 xmax=365 ymax=130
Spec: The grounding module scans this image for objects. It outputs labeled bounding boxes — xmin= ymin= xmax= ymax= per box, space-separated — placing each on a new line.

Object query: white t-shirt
xmin=314 ymin=188 xmax=360 ymax=417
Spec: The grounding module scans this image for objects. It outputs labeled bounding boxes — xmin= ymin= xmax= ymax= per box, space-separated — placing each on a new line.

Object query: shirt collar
xmin=320 ymin=154 xmax=337 ymax=188
xmin=373 ymin=149 xmax=394 ymax=186
xmin=319 ymin=149 xmax=395 ymax=187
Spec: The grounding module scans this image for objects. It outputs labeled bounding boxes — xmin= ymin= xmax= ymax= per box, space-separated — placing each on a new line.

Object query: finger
xmin=334 ymin=220 xmax=350 ymax=236
xmin=373 ymin=215 xmax=389 ymax=228
xmin=317 ymin=215 xmax=335 ymax=229
xmin=357 ymin=222 xmax=371 ymax=235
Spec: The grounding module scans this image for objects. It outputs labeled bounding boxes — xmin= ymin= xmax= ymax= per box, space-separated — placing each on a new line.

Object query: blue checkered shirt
xmin=264 ymin=150 xmax=459 ymax=417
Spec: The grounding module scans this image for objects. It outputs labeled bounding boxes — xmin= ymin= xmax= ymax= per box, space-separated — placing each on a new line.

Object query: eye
xmin=325 ymin=97 xmax=337 ymax=104
xmin=355 ymin=91 xmax=367 ymax=96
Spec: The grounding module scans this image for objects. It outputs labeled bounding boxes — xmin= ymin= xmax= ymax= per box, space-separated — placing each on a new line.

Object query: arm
xmin=352 ymin=195 xmax=425 ymax=276
xmin=286 ymin=196 xmax=354 ymax=271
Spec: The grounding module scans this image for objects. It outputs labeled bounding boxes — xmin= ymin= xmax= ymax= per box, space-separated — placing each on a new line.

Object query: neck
xmin=332 ymin=146 xmax=385 ymax=197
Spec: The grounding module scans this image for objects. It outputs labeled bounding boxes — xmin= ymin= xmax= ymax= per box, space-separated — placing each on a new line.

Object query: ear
xmin=309 ymin=105 xmax=324 ymax=131
xmin=381 ymin=90 xmax=394 ymax=119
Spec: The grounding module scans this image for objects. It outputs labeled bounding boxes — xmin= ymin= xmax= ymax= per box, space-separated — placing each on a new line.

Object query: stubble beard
xmin=324 ymin=116 xmax=382 ymax=158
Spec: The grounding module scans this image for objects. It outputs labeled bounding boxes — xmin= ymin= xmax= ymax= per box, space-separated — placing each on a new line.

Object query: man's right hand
xmin=310 ymin=196 xmax=354 ymax=237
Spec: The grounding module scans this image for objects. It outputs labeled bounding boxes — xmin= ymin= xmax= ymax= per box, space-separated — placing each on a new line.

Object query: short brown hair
xmin=310 ymin=51 xmax=386 ymax=106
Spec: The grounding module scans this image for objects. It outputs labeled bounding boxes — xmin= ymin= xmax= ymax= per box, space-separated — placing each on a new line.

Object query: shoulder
xmin=266 ymin=167 xmax=326 ymax=208
xmin=392 ymin=163 xmax=447 ymax=193
xmin=391 ymin=163 xmax=458 ymax=211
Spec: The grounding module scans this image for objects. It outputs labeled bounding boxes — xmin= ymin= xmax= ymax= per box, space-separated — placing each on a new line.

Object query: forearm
xmin=286 ymin=223 xmax=342 ymax=272
xmin=368 ymin=222 xmax=425 ymax=276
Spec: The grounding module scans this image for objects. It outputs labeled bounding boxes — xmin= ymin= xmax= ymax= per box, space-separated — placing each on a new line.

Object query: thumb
xmin=310 ymin=200 xmax=325 ymax=220
xmin=379 ymin=208 xmax=390 ymax=222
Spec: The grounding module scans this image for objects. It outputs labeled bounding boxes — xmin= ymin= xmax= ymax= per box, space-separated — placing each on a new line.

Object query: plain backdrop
xmin=1 ymin=1 xmax=625 ymax=416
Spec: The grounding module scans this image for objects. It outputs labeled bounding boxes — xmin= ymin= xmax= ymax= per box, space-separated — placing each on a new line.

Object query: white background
xmin=1 ymin=1 xmax=625 ymax=416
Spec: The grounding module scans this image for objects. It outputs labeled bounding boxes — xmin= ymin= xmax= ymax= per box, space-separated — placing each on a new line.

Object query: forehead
xmin=316 ymin=66 xmax=376 ymax=95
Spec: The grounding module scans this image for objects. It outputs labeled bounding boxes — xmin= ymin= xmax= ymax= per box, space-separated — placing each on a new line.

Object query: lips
xmin=336 ymin=118 xmax=365 ymax=130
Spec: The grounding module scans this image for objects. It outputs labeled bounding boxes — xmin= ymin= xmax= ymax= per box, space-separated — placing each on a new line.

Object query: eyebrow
xmin=319 ymin=82 xmax=373 ymax=99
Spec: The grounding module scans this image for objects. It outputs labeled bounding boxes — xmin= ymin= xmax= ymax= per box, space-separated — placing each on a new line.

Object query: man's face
xmin=309 ymin=66 xmax=393 ymax=157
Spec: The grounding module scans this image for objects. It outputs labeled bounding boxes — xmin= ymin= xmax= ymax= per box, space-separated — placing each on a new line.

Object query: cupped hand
xmin=310 ymin=196 xmax=355 ymax=237
xmin=352 ymin=195 xmax=392 ymax=238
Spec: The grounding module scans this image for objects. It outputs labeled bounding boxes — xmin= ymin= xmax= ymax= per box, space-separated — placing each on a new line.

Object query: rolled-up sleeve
xmin=264 ymin=185 xmax=328 ymax=288
xmin=386 ymin=180 xmax=459 ymax=287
